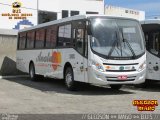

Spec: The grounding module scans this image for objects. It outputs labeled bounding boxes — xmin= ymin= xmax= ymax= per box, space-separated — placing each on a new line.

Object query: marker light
xmin=138 ymin=61 xmax=146 ymax=72
xmin=106 ymin=66 xmax=111 ymax=70
xmin=91 ymin=60 xmax=104 ymax=72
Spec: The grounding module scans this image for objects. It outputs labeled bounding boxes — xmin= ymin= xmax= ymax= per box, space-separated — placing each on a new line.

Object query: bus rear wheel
xmin=65 ymin=67 xmax=77 ymax=91
xmin=29 ymin=63 xmax=37 ymax=81
xmin=110 ymin=85 xmax=122 ymax=90
xmin=29 ymin=63 xmax=44 ymax=81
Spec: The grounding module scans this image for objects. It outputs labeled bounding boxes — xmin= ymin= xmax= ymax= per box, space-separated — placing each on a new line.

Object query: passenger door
xmin=72 ymin=20 xmax=88 ymax=83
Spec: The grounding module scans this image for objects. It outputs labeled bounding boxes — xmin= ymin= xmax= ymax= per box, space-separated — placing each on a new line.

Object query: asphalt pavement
xmin=0 ymin=77 xmax=160 ymax=114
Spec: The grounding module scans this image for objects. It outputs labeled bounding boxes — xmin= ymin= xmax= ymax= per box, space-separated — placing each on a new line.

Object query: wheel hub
xmin=66 ymin=73 xmax=72 ymax=87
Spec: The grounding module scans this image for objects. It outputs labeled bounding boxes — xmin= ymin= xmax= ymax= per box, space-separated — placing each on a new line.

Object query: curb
xmin=0 ymin=75 xmax=29 ymax=79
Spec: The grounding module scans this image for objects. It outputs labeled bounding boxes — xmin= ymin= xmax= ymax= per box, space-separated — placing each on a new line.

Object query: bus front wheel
xmin=110 ymin=85 xmax=122 ymax=90
xmin=65 ymin=67 xmax=77 ymax=91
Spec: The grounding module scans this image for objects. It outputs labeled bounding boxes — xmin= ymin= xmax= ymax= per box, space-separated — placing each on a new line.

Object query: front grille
xmin=107 ymin=79 xmax=135 ymax=82
xmin=103 ymin=63 xmax=139 ymax=65
xmin=106 ymin=70 xmax=136 ymax=72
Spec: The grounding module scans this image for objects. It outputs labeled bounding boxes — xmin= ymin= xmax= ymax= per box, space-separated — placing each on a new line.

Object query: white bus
xmin=17 ymin=15 xmax=146 ymax=90
xmin=141 ymin=20 xmax=160 ymax=81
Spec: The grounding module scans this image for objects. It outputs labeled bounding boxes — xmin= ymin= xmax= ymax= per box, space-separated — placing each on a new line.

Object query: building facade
xmin=105 ymin=5 xmax=145 ymax=21
xmin=0 ymin=0 xmax=104 ymax=30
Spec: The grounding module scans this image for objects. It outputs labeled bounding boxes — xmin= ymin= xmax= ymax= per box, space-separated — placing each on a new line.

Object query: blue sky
xmin=104 ymin=0 xmax=160 ymax=18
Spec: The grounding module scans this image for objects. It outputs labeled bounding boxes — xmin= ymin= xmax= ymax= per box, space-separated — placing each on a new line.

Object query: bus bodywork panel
xmin=17 ymin=49 xmax=88 ymax=83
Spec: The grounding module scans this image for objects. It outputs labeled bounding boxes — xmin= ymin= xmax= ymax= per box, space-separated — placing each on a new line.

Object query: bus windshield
xmin=90 ymin=18 xmax=145 ymax=59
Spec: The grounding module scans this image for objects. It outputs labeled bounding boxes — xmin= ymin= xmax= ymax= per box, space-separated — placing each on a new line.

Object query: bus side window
xmin=72 ymin=29 xmax=76 ymax=47
xmin=154 ymin=33 xmax=159 ymax=53
xmin=19 ymin=32 xmax=27 ymax=50
xmin=144 ymin=33 xmax=149 ymax=50
xmin=84 ymin=30 xmax=88 ymax=57
xmin=46 ymin=25 xmax=57 ymax=48
xmin=72 ymin=20 xmax=86 ymax=56
xmin=76 ymin=29 xmax=84 ymax=55
xmin=150 ymin=32 xmax=159 ymax=55
xmin=58 ymin=24 xmax=72 ymax=47
xmin=27 ymin=31 xmax=35 ymax=49
xmin=35 ymin=29 xmax=45 ymax=48
xmin=159 ymin=33 xmax=160 ymax=56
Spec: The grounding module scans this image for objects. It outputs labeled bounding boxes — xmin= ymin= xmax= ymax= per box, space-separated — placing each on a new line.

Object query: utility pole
xmin=103 ymin=0 xmax=105 ymax=14
xmin=37 ymin=0 xmax=39 ymax=24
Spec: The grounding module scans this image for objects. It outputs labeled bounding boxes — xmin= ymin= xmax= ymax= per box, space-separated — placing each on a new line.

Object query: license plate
xmin=117 ymin=75 xmax=128 ymax=80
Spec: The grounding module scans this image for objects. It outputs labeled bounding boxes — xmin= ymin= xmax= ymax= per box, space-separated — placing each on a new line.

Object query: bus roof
xmin=141 ymin=19 xmax=160 ymax=25
xmin=19 ymin=14 xmax=138 ymax=33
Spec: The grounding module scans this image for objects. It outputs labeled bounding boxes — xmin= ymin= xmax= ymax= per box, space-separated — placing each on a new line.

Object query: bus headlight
xmin=138 ymin=61 xmax=146 ymax=72
xmin=91 ymin=60 xmax=104 ymax=72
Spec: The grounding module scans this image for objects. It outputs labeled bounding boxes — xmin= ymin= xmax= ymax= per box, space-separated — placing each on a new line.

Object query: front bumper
xmin=88 ymin=68 xmax=146 ymax=85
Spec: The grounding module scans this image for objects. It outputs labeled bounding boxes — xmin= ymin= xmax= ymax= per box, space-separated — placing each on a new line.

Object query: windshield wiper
xmin=121 ymin=31 xmax=136 ymax=58
xmin=108 ymin=31 xmax=121 ymax=58
xmin=108 ymin=31 xmax=122 ymax=57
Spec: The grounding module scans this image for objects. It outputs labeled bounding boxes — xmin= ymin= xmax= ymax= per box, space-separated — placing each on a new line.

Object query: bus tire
xmin=65 ymin=67 xmax=77 ymax=91
xmin=29 ymin=63 xmax=37 ymax=81
xmin=110 ymin=85 xmax=122 ymax=90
